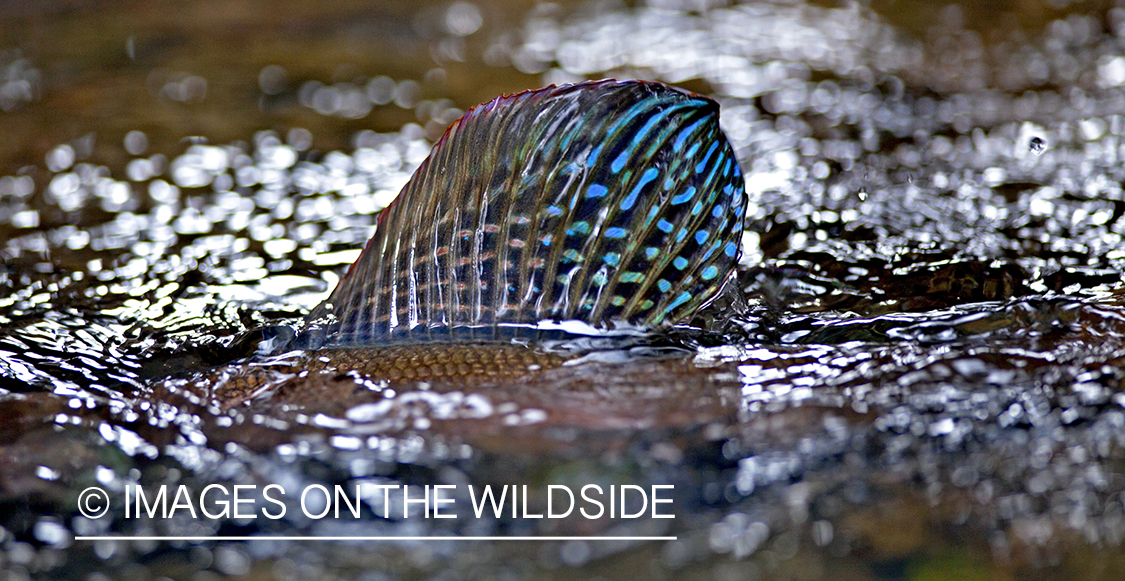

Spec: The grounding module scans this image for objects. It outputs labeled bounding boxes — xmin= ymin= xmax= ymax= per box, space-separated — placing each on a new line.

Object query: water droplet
xmin=286 ymin=128 xmax=312 ymax=151
xmin=124 ymin=130 xmax=148 ymax=156
xmin=258 ymin=65 xmax=288 ymax=95
xmin=445 ymin=2 xmax=483 ymax=37
xmin=45 ymin=144 xmax=75 ymax=172
xmin=366 ymin=76 xmax=395 ymax=105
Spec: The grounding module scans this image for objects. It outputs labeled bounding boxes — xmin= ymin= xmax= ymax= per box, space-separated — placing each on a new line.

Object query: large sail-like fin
xmin=297 ymin=80 xmax=745 ymax=347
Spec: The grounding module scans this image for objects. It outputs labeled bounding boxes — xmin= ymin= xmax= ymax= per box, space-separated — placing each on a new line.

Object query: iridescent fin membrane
xmin=294 ymin=79 xmax=745 ymax=348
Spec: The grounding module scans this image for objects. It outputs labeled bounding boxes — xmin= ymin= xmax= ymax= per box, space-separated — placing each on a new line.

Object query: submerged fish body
xmin=295 ymin=79 xmax=745 ymax=349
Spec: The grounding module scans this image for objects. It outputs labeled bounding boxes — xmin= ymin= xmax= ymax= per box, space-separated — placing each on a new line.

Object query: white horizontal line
xmin=74 ymin=536 xmax=677 ymax=541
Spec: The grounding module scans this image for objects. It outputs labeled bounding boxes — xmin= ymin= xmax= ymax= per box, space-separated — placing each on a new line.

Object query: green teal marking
xmin=563 ymin=249 xmax=583 ymax=263
xmin=546 ymin=206 xmax=564 ymax=217
xmin=673 ymin=256 xmax=689 ymax=270
xmin=603 ymin=252 xmax=621 ymax=266
xmin=701 ymin=265 xmax=719 ymax=280
xmin=558 ymin=123 xmax=578 ymax=150
xmin=696 ymin=142 xmax=719 ymax=174
xmin=585 ymin=143 xmax=604 ymax=167
xmin=670 ymin=187 xmax=695 ymax=205
xmin=541 ymin=234 xmax=552 ymax=246
xmin=611 ymin=296 xmax=626 ymax=306
xmin=657 ymin=220 xmax=674 ymax=233
xmin=521 ymin=172 xmax=542 ymax=188
xmin=620 ymin=272 xmax=645 ymax=283
xmin=657 ymin=279 xmax=672 ymax=292
xmin=691 ymin=200 xmax=703 ymax=216
xmin=605 ymin=98 xmax=663 ymax=140
xmin=703 ymin=151 xmax=723 ymax=184
xmin=673 ymin=117 xmax=707 ymax=152
xmin=586 ymin=184 xmax=608 ymax=199
xmin=695 ymin=230 xmax=709 ymax=245
xmin=620 ymin=167 xmax=658 ymax=211
xmin=662 ymin=291 xmax=692 ymax=314
xmin=605 ymin=227 xmax=628 ymax=239
xmin=611 ymin=107 xmax=675 ymax=173
xmin=644 ymin=247 xmax=660 ymax=260
xmin=701 ymin=239 xmax=722 ymax=262
xmin=566 ymin=221 xmax=591 ymax=236
xmin=724 ymin=241 xmax=738 ymax=257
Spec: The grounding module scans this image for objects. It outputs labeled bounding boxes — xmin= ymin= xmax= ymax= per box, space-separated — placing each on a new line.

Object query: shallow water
xmin=2 ymin=0 xmax=1125 ymax=579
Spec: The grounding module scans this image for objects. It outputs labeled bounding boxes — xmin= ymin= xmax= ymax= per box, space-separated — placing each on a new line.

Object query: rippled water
xmin=2 ymin=0 xmax=1125 ymax=579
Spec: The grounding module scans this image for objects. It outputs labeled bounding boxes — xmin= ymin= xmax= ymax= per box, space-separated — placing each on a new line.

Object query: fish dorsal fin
xmin=298 ymin=79 xmax=745 ymax=347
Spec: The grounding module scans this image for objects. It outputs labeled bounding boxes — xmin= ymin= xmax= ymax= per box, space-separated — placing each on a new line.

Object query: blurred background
xmin=0 ymin=0 xmax=558 ymax=170
xmin=0 ymin=0 xmax=1115 ymax=170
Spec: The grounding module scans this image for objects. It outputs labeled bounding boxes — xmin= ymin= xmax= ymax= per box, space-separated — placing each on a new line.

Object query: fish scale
xmin=293 ymin=79 xmax=746 ymax=349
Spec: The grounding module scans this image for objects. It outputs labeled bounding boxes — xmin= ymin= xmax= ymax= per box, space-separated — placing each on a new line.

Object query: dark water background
xmin=3 ymin=0 xmax=1125 ymax=579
